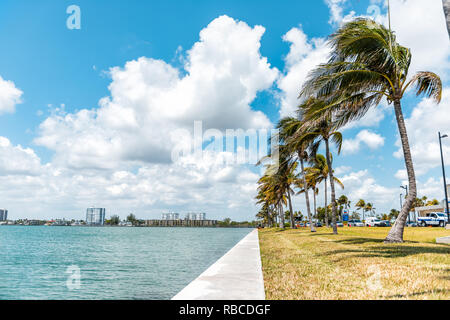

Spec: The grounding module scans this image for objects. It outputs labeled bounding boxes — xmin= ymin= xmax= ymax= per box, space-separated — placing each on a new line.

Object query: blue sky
xmin=0 ymin=0 xmax=448 ymax=220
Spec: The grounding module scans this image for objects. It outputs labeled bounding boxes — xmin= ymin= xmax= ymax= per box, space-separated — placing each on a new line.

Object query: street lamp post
xmin=400 ymin=193 xmax=403 ymax=211
xmin=400 ymin=185 xmax=409 ymax=223
xmin=438 ymin=132 xmax=450 ymax=225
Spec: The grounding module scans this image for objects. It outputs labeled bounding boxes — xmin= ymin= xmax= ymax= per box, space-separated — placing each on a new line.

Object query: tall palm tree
xmin=277 ymin=117 xmax=317 ymax=232
xmin=300 ymin=19 xmax=442 ymax=242
xmin=256 ymin=147 xmax=297 ymax=230
xmin=294 ymin=102 xmax=344 ymax=235
xmin=305 ymin=153 xmax=343 ymax=227
xmin=304 ymin=165 xmax=322 ymax=220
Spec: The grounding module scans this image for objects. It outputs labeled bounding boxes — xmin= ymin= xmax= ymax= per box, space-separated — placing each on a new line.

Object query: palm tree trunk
xmin=313 ymin=188 xmax=317 ymax=219
xmin=385 ymin=100 xmax=417 ymax=243
xmin=287 ymin=189 xmax=296 ymax=229
xmin=443 ymin=0 xmax=450 ymax=37
xmin=279 ymin=204 xmax=285 ymax=229
xmin=300 ymin=158 xmax=316 ymax=232
xmin=325 ymin=138 xmax=338 ymax=235
xmin=324 ymin=178 xmax=328 ymax=227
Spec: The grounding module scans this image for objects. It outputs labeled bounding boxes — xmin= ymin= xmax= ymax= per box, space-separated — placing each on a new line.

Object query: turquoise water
xmin=0 ymin=226 xmax=251 ymax=300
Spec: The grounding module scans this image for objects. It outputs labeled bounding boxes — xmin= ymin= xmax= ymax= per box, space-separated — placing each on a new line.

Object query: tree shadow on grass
xmin=386 ymin=288 xmax=449 ymax=299
xmin=324 ymin=244 xmax=450 ymax=259
xmin=334 ymin=237 xmax=386 ymax=245
xmin=307 ymin=232 xmax=338 ymax=236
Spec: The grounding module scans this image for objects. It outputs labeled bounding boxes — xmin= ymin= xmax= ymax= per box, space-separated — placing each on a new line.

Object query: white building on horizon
xmin=162 ymin=212 xmax=180 ymax=220
xmin=0 ymin=209 xmax=7 ymax=221
xmin=185 ymin=212 xmax=206 ymax=221
xmin=86 ymin=207 xmax=106 ymax=226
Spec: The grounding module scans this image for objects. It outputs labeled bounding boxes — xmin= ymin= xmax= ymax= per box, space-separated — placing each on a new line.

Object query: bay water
xmin=0 ymin=226 xmax=252 ymax=300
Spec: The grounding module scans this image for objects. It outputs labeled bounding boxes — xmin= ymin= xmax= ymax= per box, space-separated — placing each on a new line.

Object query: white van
xmin=365 ymin=217 xmax=387 ymax=227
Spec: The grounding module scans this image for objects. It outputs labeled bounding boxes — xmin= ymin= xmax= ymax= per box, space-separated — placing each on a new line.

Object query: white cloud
xmin=326 ymin=0 xmax=449 ymax=79
xmin=277 ymin=27 xmax=330 ymax=117
xmin=0 ymin=150 xmax=261 ymax=221
xmin=2 ymin=15 xmax=283 ymax=221
xmin=394 ymin=169 xmax=407 ymax=181
xmin=394 ymin=88 xmax=450 ymax=176
xmin=334 ymin=165 xmax=352 ymax=176
xmin=340 ymin=170 xmax=397 ymax=206
xmin=390 ymin=0 xmax=450 ymax=79
xmin=35 ymin=15 xmax=278 ymax=170
xmin=0 ymin=76 xmax=23 ymax=114
xmin=0 ymin=137 xmax=42 ymax=176
xmin=342 ymin=130 xmax=385 ymax=155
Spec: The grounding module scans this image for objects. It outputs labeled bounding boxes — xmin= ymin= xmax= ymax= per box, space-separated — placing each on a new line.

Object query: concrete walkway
xmin=172 ymin=229 xmax=265 ymax=300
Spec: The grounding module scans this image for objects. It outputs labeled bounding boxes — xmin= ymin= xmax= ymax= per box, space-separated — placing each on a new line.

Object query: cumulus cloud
xmin=326 ymin=0 xmax=449 ymax=78
xmin=0 ymin=76 xmax=23 ymax=114
xmin=0 ymin=149 xmax=261 ymax=220
xmin=277 ymin=27 xmax=330 ymax=117
xmin=342 ymin=130 xmax=385 ymax=155
xmin=339 ymin=170 xmax=397 ymax=206
xmin=2 ymin=15 xmax=281 ymax=221
xmin=35 ymin=15 xmax=278 ymax=170
xmin=394 ymin=88 xmax=450 ymax=176
xmin=0 ymin=137 xmax=42 ymax=176
xmin=390 ymin=0 xmax=450 ymax=78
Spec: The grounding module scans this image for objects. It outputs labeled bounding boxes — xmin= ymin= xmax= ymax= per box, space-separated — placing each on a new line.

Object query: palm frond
xmin=406 ymin=71 xmax=442 ymax=103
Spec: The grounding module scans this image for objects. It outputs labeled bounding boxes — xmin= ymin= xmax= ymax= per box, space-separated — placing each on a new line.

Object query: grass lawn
xmin=259 ymin=227 xmax=450 ymax=300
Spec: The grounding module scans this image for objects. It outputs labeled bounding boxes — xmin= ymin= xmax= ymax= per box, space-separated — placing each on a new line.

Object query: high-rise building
xmin=0 ymin=209 xmax=7 ymax=221
xmin=162 ymin=212 xmax=179 ymax=220
xmin=86 ymin=208 xmax=106 ymax=226
xmin=185 ymin=212 xmax=206 ymax=221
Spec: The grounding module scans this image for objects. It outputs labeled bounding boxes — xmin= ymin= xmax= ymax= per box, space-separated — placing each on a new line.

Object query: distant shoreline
xmin=0 ymin=225 xmax=255 ymax=229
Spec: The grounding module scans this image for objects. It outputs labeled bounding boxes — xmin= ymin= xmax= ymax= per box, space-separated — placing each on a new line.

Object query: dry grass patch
xmin=259 ymin=227 xmax=450 ymax=300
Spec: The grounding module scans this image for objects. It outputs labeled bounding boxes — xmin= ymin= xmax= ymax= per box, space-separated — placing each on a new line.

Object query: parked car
xmin=306 ymin=221 xmax=323 ymax=227
xmin=347 ymin=219 xmax=364 ymax=227
xmin=331 ymin=221 xmax=344 ymax=227
xmin=417 ymin=212 xmax=447 ymax=227
xmin=365 ymin=217 xmax=387 ymax=227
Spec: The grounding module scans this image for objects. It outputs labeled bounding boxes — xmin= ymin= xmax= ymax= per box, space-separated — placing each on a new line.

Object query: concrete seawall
xmin=172 ymin=229 xmax=265 ymax=300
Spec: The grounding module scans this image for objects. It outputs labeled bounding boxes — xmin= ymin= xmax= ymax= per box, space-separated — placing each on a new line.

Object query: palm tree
xmin=364 ymin=203 xmax=375 ymax=220
xmin=389 ymin=209 xmax=400 ymax=221
xmin=300 ymin=19 xmax=442 ymax=242
xmin=277 ymin=117 xmax=317 ymax=232
xmin=355 ymin=199 xmax=366 ymax=222
xmin=305 ymin=153 xmax=343 ymax=227
xmin=337 ymin=195 xmax=350 ymax=220
xmin=304 ymin=165 xmax=322 ymax=220
xmin=256 ymin=146 xmax=297 ymax=230
xmin=294 ymin=103 xmax=344 ymax=235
